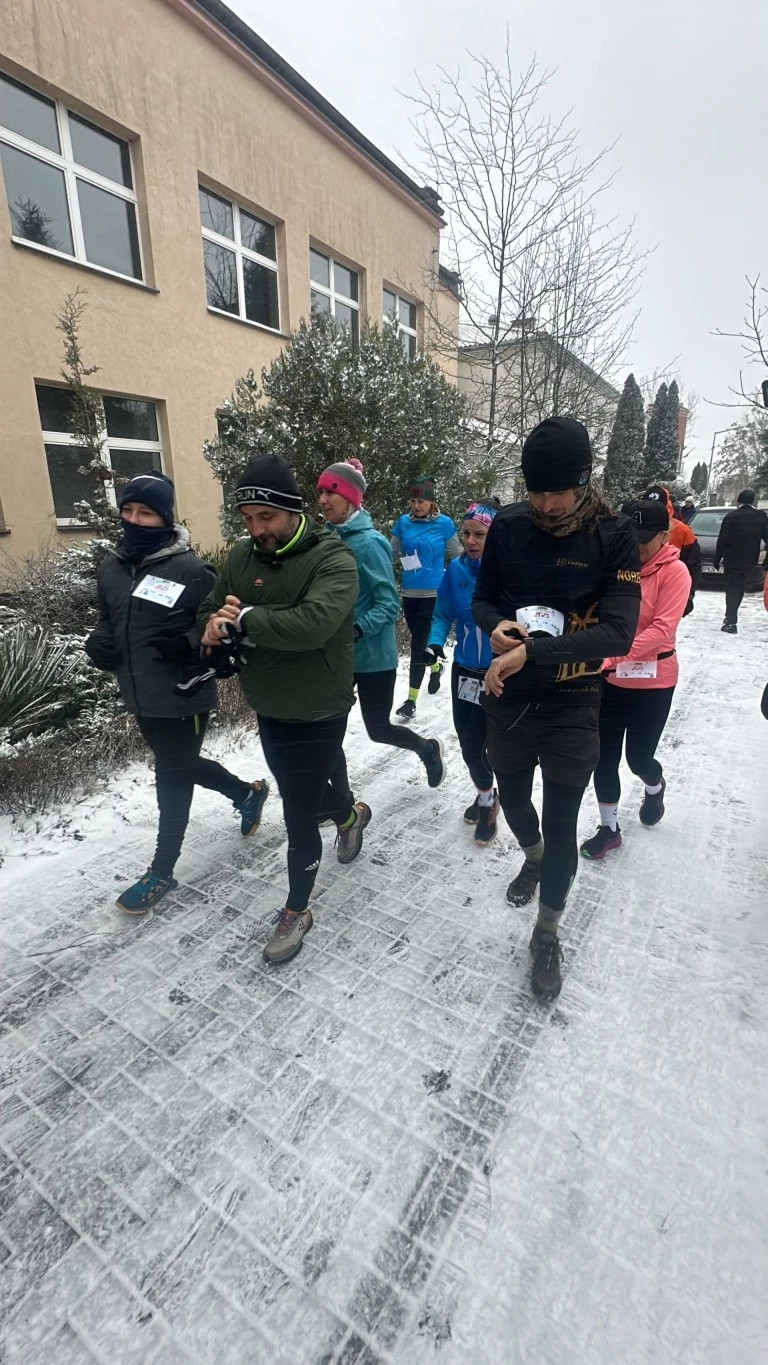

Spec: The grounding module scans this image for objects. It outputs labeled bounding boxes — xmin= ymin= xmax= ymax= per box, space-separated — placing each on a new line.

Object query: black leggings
xmin=451 ymin=664 xmax=492 ymax=789
xmin=593 ymin=684 xmax=675 ymax=804
xmin=496 ymin=769 xmax=587 ymax=913
xmin=329 ymin=670 xmax=428 ymax=799
xmin=138 ymin=713 xmax=251 ymax=879
xmin=257 ymin=713 xmax=353 ymax=913
xmin=402 ymin=596 xmax=436 ymax=691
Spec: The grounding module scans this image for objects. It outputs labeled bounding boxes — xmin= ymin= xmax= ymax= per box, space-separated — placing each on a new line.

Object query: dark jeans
xmin=724 ymin=570 xmax=747 ymax=625
xmin=257 ymin=713 xmax=353 ymax=913
xmin=329 ymin=670 xmax=428 ymax=798
xmin=451 ymin=663 xmax=492 ymax=789
xmin=496 ymin=770 xmax=587 ymax=913
xmin=402 ymin=596 xmax=436 ymax=691
xmin=594 ymin=683 xmax=675 ymax=803
xmin=138 ymin=713 xmax=251 ymax=879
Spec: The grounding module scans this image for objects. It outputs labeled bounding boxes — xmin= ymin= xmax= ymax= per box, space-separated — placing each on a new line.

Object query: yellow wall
xmin=0 ymin=0 xmax=457 ymax=555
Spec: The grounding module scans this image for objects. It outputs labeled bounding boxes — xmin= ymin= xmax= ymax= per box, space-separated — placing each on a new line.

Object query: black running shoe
xmin=506 ymin=859 xmax=541 ymax=907
xmin=580 ymin=824 xmax=622 ymax=860
xmin=639 ymin=777 xmax=666 ymax=827
xmin=396 ymin=699 xmax=416 ymax=720
xmin=464 ymin=796 xmax=480 ymax=825
xmin=474 ymin=791 xmax=499 ymax=845
xmin=530 ymin=927 xmax=563 ymax=1000
xmin=720 ymin=622 xmax=737 ymax=634
xmin=428 ymin=661 xmax=444 ymax=695
xmin=421 ymin=738 xmax=446 ymax=788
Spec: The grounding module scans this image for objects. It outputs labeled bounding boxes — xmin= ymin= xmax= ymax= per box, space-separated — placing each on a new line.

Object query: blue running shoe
xmin=117 ymin=870 xmax=177 ymax=914
xmin=236 ymin=779 xmax=270 ymax=836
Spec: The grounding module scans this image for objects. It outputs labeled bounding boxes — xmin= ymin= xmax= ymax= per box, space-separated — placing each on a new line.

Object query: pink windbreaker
xmin=603 ymin=541 xmax=690 ymax=689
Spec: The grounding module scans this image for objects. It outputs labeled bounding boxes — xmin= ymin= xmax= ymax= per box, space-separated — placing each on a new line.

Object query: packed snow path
xmin=2 ymin=590 xmax=767 ymax=1364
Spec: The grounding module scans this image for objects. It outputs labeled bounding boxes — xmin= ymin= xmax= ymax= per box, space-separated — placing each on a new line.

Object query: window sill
xmin=11 ymin=237 xmax=159 ymax=293
xmin=206 ymin=306 xmax=290 ymax=339
xmin=56 ymin=522 xmax=94 ymax=532
xmin=0 ymin=526 xmax=11 ymax=535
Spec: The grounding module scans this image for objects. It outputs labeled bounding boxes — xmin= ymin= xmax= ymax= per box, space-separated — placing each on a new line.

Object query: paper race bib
xmin=457 ymin=675 xmax=482 ymax=706
xmin=616 ymin=659 xmax=658 ymax=679
xmin=132 ymin=575 xmax=185 ymax=608
xmin=400 ymin=552 xmax=422 ymax=572
xmin=516 ymin=605 xmax=564 ymax=638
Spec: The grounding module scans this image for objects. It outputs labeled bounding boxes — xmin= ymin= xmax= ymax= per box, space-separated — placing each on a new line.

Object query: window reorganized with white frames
xmin=0 ymin=72 xmax=142 ymax=280
xmin=383 ymin=288 xmax=418 ymax=359
xmin=199 ymin=185 xmax=280 ymax=331
xmin=310 ymin=248 xmax=360 ymax=343
xmin=36 ymin=385 xmax=163 ymax=525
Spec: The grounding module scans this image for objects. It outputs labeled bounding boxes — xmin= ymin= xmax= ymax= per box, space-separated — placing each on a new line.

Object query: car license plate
xmin=703 ymin=564 xmax=722 ymax=574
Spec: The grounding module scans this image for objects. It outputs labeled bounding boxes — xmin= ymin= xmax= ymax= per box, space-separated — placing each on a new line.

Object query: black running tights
xmin=451 ymin=664 xmax=493 ymax=790
xmin=138 ymin=713 xmax=251 ymax=879
xmin=496 ymin=768 xmax=587 ymax=913
xmin=329 ymin=669 xmax=428 ymax=800
xmin=402 ymin=596 xmax=436 ymax=691
xmin=593 ymin=683 xmax=675 ymax=805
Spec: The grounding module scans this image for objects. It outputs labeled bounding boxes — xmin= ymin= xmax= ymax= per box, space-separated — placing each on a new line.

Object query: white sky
xmin=231 ymin=0 xmax=768 ymax=472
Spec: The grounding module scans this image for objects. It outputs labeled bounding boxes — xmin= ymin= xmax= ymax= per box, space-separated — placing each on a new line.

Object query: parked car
xmin=690 ymin=506 xmax=766 ymax=590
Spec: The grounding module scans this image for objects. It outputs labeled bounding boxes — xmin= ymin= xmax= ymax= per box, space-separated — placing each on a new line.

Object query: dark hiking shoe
xmin=262 ymin=908 xmax=313 ymax=964
xmin=464 ymin=796 xmax=480 ymax=825
xmin=720 ymin=622 xmax=737 ymax=634
xmin=117 ymin=870 xmax=177 ymax=914
xmin=428 ymin=661 xmax=445 ymax=695
xmin=580 ymin=824 xmax=622 ymax=860
xmin=421 ymin=738 xmax=446 ymax=789
xmin=336 ymin=802 xmax=372 ymax=864
xmin=530 ymin=928 xmax=563 ymax=1000
xmin=396 ymin=699 xmax=417 ymax=720
xmin=639 ymin=778 xmax=666 ymax=827
xmin=474 ymin=791 xmax=499 ymax=845
xmin=506 ymin=858 xmax=541 ymax=907
xmin=236 ymin=779 xmax=270 ymax=836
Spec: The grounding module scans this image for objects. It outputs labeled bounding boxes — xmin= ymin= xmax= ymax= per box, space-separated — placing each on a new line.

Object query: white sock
xmin=477 ymin=788 xmax=495 ymax=808
xmin=645 ymin=780 xmax=663 ymax=796
xmin=598 ymin=802 xmax=619 ymax=832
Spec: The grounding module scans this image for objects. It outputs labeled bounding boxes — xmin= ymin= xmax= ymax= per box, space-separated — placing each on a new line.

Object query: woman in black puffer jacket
xmin=85 ymin=471 xmax=268 ymax=912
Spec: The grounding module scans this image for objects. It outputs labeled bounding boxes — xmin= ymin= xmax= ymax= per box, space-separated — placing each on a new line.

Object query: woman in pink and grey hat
xmin=317 ymin=459 xmax=446 ymax=789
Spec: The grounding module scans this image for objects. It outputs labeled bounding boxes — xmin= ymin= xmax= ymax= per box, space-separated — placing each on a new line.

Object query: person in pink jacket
xmin=581 ymin=498 xmax=691 ymax=859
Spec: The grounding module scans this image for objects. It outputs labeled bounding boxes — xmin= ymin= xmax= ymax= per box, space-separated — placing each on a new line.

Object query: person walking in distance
xmin=714 ymin=489 xmax=768 ymax=633
xmin=425 ymin=502 xmax=498 ymax=843
xmin=474 ymin=418 xmax=641 ymax=1000
xmin=391 ymin=476 xmax=461 ymax=719
xmin=641 ymin=485 xmax=701 ymax=616
xmin=199 ymin=454 xmax=365 ymax=966
xmin=316 ymin=458 xmax=446 ymax=788
xmin=84 ymin=471 xmax=269 ymax=913
xmin=581 ymin=499 xmax=690 ymax=860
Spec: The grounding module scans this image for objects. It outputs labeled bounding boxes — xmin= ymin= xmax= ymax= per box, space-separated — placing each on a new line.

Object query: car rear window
xmin=690 ymin=511 xmax=726 ymax=535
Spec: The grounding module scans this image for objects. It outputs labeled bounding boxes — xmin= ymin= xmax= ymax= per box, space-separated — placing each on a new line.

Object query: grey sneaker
xmin=336 ymin=802 xmax=372 ymax=864
xmin=529 ymin=927 xmax=563 ymax=1000
xmin=262 ymin=908 xmax=313 ymax=964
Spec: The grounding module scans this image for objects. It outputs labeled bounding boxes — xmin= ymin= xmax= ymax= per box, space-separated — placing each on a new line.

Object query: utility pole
xmin=705 ymin=429 xmax=729 ymax=505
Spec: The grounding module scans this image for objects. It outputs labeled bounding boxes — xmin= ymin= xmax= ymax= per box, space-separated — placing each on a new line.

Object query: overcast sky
xmin=232 ymin=0 xmax=767 ymax=473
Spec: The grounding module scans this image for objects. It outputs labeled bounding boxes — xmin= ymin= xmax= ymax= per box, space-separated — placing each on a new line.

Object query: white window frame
xmin=39 ymin=392 xmax=163 ymax=527
xmin=383 ymin=288 xmax=418 ymax=358
xmin=0 ymin=76 xmax=143 ymax=284
xmin=310 ymin=249 xmax=360 ymax=332
xmin=200 ymin=187 xmax=280 ymax=333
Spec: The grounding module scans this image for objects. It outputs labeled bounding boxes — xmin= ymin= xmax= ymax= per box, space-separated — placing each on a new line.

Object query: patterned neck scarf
xmin=527 ymin=483 xmax=615 ymax=538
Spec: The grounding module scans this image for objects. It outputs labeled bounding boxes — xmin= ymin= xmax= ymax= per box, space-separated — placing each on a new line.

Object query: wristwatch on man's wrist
xmin=524 ymin=638 xmax=536 ymax=664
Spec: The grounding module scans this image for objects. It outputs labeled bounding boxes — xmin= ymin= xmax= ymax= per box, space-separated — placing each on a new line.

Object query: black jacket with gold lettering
xmin=471 ymin=502 xmax=641 ymax=704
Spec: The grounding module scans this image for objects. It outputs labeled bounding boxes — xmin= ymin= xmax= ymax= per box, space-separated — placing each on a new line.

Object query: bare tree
xmin=404 ymin=44 xmax=645 ymax=477
xmin=712 ymin=275 xmax=768 ymax=410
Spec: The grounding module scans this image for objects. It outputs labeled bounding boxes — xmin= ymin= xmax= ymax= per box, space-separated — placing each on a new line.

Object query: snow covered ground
xmin=1 ymin=588 xmax=767 ymax=1364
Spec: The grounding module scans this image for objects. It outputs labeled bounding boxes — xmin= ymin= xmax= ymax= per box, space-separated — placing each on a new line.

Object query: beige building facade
xmin=0 ymin=0 xmax=459 ymax=556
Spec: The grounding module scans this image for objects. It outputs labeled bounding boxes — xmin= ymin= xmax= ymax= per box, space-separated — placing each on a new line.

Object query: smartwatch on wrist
xmin=524 ymin=638 xmax=536 ymax=664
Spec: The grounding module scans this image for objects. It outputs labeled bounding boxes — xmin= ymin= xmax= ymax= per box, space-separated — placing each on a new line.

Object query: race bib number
xmin=132 ymin=574 xmax=185 ymax=608
xmin=400 ymin=552 xmax=422 ymax=572
xmin=516 ymin=605 xmax=564 ymax=638
xmin=457 ymin=675 xmax=482 ymax=705
xmin=616 ymin=659 xmax=658 ymax=679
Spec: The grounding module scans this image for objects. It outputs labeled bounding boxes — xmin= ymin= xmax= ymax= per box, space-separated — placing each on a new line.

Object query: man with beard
xmin=198 ymin=453 xmax=364 ymax=965
xmin=472 ymin=418 xmax=641 ymax=1000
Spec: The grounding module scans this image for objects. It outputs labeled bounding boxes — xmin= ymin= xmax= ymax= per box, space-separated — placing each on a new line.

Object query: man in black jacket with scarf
xmin=473 ymin=418 xmax=641 ymax=1000
xmin=714 ymin=489 xmax=768 ymax=633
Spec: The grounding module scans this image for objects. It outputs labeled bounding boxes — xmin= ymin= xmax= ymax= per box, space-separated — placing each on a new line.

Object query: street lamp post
xmin=705 ymin=429 xmax=730 ymax=505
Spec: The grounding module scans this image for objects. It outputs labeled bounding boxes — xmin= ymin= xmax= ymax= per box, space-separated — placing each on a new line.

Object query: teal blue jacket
xmin=333 ymin=509 xmax=399 ymax=673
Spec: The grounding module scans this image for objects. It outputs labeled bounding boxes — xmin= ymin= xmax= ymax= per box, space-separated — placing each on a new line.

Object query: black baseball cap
xmin=622 ymin=498 xmax=669 ymax=543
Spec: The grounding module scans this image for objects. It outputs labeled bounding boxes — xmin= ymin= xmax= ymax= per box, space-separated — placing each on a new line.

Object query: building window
xmin=199 ymin=185 xmax=279 ymax=331
xmin=36 ymin=384 xmax=162 ymax=525
xmin=310 ymin=248 xmax=359 ymax=343
xmin=0 ymin=72 xmax=142 ymax=280
xmin=383 ymin=288 xmax=418 ymax=359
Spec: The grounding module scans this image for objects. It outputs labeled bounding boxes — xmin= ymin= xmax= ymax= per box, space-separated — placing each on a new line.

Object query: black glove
xmin=683 ymin=597 xmax=694 ymax=617
xmin=353 ymin=624 xmax=363 ymax=642
xmin=150 ymin=631 xmax=195 ymax=665
xmin=85 ymin=636 xmax=121 ymax=672
xmin=423 ymin=644 xmax=446 ymax=666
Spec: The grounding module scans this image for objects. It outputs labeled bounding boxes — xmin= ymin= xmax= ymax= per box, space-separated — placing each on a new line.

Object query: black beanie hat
xmin=118 ymin=470 xmax=175 ymax=526
xmin=235 ymin=454 xmax=302 ymax=513
xmin=521 ymin=417 xmax=592 ymax=493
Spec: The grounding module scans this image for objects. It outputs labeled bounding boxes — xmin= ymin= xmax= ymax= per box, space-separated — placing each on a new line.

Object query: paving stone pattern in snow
xmin=1 ymin=591 xmax=768 ymax=1364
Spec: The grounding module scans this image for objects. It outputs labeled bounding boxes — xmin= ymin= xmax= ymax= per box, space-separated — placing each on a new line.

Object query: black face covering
xmin=119 ymin=519 xmax=174 ymax=561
